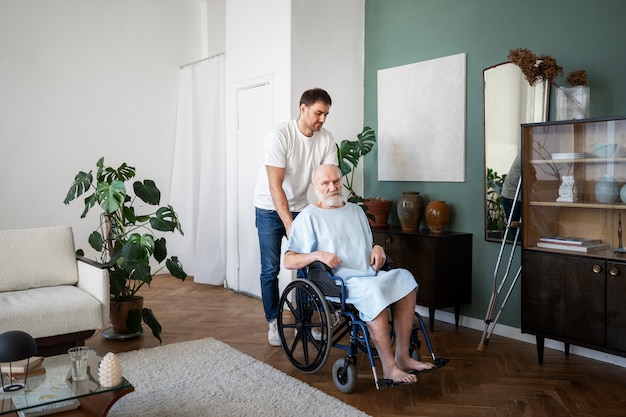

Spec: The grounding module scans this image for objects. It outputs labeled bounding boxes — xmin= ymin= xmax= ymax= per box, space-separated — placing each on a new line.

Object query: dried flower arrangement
xmin=508 ymin=49 xmax=589 ymax=105
xmin=508 ymin=48 xmax=563 ymax=86
xmin=566 ymin=70 xmax=587 ymax=86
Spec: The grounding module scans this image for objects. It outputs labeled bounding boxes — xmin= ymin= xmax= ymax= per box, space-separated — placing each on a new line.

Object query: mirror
xmin=484 ymin=62 xmax=550 ymax=242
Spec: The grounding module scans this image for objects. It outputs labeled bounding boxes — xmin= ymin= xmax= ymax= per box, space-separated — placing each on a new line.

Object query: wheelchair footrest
xmin=409 ymin=357 xmax=449 ymax=375
xmin=376 ymin=378 xmax=416 ymax=389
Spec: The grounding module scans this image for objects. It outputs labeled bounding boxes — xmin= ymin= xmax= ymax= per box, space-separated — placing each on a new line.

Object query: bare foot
xmin=384 ymin=365 xmax=417 ymax=384
xmin=397 ymin=356 xmax=434 ymax=373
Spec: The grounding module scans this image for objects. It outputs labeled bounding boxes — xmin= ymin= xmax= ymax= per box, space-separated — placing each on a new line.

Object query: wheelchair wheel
xmin=332 ymin=358 xmax=358 ymax=393
xmin=277 ymin=279 xmax=332 ymax=373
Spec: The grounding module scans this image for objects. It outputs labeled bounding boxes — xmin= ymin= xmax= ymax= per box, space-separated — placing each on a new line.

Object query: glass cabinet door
xmin=522 ymin=117 xmax=626 ymax=259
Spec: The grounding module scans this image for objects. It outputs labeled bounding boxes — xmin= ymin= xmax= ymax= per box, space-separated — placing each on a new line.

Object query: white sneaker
xmin=268 ymin=319 xmax=281 ymax=346
xmin=294 ymin=327 xmax=324 ymax=341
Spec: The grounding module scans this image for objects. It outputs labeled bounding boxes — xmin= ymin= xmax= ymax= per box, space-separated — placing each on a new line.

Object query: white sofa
xmin=0 ymin=226 xmax=109 ymax=356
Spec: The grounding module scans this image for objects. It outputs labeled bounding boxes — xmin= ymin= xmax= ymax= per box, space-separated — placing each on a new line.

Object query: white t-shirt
xmin=254 ymin=119 xmax=338 ymax=212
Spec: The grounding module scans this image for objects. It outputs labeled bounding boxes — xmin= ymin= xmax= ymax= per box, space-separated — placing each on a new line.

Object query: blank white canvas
xmin=377 ymin=53 xmax=466 ymax=181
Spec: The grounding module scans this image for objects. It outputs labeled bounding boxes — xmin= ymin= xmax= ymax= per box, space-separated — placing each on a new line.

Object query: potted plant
xmin=63 ymin=157 xmax=187 ymax=343
xmin=336 ymin=126 xmax=392 ymax=227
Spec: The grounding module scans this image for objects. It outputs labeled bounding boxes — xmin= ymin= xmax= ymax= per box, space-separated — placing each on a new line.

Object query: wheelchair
xmin=276 ymin=261 xmax=448 ymax=393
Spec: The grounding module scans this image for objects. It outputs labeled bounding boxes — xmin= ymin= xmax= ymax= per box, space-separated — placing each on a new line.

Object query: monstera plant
xmin=337 ymin=126 xmax=392 ymax=226
xmin=63 ymin=157 xmax=187 ymax=343
xmin=336 ymin=126 xmax=377 ymax=204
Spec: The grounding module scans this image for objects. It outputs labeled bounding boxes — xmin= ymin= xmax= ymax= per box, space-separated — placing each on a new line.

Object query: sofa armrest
xmin=76 ymin=256 xmax=110 ymax=329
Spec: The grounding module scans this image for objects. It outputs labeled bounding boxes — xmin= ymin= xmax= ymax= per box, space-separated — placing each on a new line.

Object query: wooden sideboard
xmin=372 ymin=227 xmax=473 ymax=331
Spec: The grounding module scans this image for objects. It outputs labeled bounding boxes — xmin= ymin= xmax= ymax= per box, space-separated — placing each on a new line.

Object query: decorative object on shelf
xmin=556 ymin=175 xmax=577 ymax=202
xmin=594 ymin=143 xmax=618 ymax=158
xmin=98 ymin=352 xmax=123 ymax=387
xmin=507 ymin=48 xmax=563 ymax=86
xmin=362 ymin=197 xmax=392 ymax=229
xmin=556 ymin=86 xmax=590 ymax=121
xmin=556 ymin=69 xmax=589 ymax=121
xmin=0 ymin=330 xmax=38 ymax=392
xmin=508 ymin=49 xmax=590 ymax=121
xmin=595 ymin=174 xmax=620 ymax=203
xmin=397 ymin=191 xmax=424 ymax=231
xmin=620 ymin=184 xmax=626 ymax=203
xmin=424 ymin=200 xmax=450 ymax=234
xmin=615 ymin=213 xmax=626 ymax=253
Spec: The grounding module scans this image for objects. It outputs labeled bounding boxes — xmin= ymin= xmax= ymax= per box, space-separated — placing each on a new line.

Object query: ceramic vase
xmin=397 ymin=192 xmax=424 ymax=231
xmin=424 ymin=200 xmax=450 ymax=234
xmin=595 ymin=175 xmax=620 ymax=203
xmin=620 ymin=184 xmax=626 ymax=203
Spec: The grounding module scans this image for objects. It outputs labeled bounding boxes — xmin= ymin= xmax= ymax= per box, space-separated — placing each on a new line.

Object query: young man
xmin=254 ymin=88 xmax=338 ymax=346
xmin=283 ymin=164 xmax=434 ymax=384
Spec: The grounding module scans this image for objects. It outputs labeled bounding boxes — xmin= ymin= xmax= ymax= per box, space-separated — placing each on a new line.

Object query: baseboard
xmin=415 ymin=306 xmax=626 ymax=368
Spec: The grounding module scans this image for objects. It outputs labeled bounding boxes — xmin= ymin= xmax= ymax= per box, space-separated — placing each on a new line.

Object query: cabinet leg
xmin=564 ymin=342 xmax=570 ymax=356
xmin=454 ymin=305 xmax=461 ymax=328
xmin=429 ymin=307 xmax=435 ymax=331
xmin=536 ymin=336 xmax=545 ymax=365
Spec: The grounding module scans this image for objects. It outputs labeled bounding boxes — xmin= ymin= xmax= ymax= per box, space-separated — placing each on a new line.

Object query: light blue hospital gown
xmin=287 ymin=202 xmax=418 ymax=322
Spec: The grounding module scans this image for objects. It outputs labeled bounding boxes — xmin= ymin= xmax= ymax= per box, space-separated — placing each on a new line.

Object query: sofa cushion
xmin=0 ymin=286 xmax=103 ymax=339
xmin=0 ymin=226 xmax=79 ymax=292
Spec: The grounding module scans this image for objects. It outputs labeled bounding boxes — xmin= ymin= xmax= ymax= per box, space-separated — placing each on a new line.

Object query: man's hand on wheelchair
xmin=370 ymin=244 xmax=387 ymax=272
xmin=317 ymin=251 xmax=342 ymax=269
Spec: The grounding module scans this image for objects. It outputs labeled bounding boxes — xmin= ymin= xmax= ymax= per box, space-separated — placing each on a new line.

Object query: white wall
xmin=0 ymin=0 xmax=365 ymax=285
xmin=0 ymin=0 xmax=205 ymax=254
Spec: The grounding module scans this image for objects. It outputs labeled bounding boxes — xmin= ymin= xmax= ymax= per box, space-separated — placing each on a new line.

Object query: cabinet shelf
xmin=531 ymin=157 xmax=626 ymax=164
xmin=529 ymin=201 xmax=626 ymax=209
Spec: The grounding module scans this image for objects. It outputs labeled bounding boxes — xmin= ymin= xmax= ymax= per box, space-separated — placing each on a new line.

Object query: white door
xmin=235 ymin=80 xmax=293 ymax=297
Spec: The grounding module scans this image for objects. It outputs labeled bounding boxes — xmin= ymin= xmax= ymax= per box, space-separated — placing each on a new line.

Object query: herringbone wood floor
xmin=86 ymin=275 xmax=626 ymax=417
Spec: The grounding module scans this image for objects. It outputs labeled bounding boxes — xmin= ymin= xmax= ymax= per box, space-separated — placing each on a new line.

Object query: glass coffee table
xmin=1 ymin=350 xmax=133 ymax=416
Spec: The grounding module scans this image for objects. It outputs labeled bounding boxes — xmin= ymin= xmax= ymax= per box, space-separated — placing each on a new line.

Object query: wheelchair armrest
xmin=306 ymin=261 xmax=343 ymax=298
xmin=382 ymin=255 xmax=393 ymax=271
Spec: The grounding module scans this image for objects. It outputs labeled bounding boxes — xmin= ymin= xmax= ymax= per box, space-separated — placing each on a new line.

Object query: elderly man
xmin=284 ymin=164 xmax=434 ymax=384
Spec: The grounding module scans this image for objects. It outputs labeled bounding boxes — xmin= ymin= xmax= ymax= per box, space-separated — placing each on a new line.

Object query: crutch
xmin=477 ymin=176 xmax=522 ymax=351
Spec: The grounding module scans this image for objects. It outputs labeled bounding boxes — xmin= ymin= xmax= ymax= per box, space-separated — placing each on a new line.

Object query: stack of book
xmin=537 ymin=236 xmax=609 ymax=252
xmin=0 ymin=356 xmax=45 ymax=377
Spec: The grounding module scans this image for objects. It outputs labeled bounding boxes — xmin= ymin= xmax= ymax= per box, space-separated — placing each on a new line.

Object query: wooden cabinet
xmin=521 ymin=116 xmax=626 ymax=364
xmin=371 ymin=227 xmax=472 ymax=331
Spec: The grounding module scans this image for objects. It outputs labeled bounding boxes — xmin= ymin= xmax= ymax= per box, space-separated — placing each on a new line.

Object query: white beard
xmin=316 ymin=190 xmax=344 ymax=208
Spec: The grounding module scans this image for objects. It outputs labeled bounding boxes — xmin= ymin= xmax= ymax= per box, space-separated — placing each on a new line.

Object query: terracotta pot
xmin=424 ymin=200 xmax=450 ymax=234
xmin=363 ymin=199 xmax=392 ymax=229
xmin=110 ymin=296 xmax=144 ymax=334
xmin=397 ymin=192 xmax=424 ymax=231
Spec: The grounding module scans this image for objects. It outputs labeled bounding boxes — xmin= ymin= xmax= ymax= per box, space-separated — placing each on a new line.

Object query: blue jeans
xmin=255 ymin=207 xmax=298 ymax=322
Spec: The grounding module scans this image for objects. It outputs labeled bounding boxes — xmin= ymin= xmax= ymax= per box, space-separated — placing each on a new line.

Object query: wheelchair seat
xmin=277 ymin=261 xmax=448 ymax=393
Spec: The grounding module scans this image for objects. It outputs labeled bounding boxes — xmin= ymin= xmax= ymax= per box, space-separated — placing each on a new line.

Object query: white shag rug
xmin=46 ymin=338 xmax=370 ymax=417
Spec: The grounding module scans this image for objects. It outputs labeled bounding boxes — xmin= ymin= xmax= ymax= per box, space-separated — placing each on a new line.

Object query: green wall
xmin=363 ymin=0 xmax=626 ymax=327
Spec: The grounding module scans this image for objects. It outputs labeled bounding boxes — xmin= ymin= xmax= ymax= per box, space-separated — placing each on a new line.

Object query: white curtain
xmin=168 ymin=54 xmax=226 ymax=285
